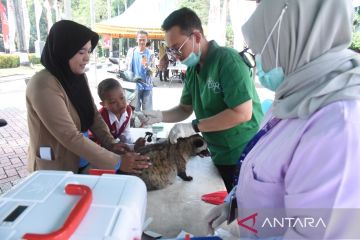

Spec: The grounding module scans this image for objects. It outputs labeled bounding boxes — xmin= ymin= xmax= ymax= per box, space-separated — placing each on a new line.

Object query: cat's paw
xmin=184 ymin=175 xmax=193 ymax=181
xmin=178 ymin=172 xmax=193 ymax=181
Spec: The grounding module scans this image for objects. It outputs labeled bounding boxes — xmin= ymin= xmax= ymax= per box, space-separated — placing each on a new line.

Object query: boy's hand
xmin=120 ymin=152 xmax=151 ymax=174
xmin=111 ymin=143 xmax=131 ymax=154
xmin=134 ymin=137 xmax=146 ymax=152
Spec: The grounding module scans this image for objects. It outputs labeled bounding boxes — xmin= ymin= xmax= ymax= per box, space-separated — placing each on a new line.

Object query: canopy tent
xmin=355 ymin=0 xmax=360 ymax=7
xmin=94 ymin=0 xmax=179 ymax=39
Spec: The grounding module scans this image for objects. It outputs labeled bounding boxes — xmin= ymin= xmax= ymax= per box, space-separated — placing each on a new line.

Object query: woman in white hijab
xmin=206 ymin=0 xmax=360 ymax=238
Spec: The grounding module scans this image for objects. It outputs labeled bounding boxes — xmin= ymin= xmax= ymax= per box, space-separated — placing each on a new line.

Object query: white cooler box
xmin=0 ymin=170 xmax=147 ymax=240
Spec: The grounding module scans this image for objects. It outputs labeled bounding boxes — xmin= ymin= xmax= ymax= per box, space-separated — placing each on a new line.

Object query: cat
xmin=135 ymin=134 xmax=209 ymax=190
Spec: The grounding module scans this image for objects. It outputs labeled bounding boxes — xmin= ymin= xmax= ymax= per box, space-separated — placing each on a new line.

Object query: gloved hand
xmin=168 ymin=123 xmax=196 ymax=144
xmin=205 ymin=202 xmax=230 ymax=235
xmin=138 ymin=110 xmax=163 ymax=125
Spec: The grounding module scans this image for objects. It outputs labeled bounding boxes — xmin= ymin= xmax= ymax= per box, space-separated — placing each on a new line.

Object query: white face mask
xmin=255 ymin=3 xmax=287 ymax=91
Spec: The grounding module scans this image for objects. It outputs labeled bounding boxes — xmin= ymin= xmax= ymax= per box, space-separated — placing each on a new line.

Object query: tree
xmin=180 ymin=0 xmax=209 ymax=26
xmin=27 ymin=0 xmax=47 ymax=53
xmin=13 ymin=0 xmax=27 ymax=52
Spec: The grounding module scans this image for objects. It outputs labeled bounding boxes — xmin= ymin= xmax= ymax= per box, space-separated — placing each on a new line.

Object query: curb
xmin=0 ymin=75 xmax=31 ymax=84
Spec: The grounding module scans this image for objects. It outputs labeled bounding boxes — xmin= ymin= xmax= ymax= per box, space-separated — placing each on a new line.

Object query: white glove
xmin=205 ymin=202 xmax=230 ymax=235
xmin=141 ymin=110 xmax=163 ymax=125
xmin=168 ymin=123 xmax=196 ymax=144
xmin=133 ymin=111 xmax=146 ymax=124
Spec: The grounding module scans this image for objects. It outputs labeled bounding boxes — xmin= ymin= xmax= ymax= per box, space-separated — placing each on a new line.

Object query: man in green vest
xmin=140 ymin=7 xmax=263 ymax=192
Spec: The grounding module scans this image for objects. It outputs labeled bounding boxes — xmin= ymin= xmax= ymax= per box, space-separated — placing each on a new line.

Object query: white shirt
xmin=108 ymin=110 xmax=131 ymax=143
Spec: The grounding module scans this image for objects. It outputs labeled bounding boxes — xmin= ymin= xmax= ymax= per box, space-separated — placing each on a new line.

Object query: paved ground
xmin=0 ymin=107 xmax=29 ymax=194
xmin=0 ymin=65 xmax=273 ymax=196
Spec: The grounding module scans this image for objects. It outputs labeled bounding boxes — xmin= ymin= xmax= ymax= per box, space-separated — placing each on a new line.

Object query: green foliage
xmin=112 ymin=0 xmax=125 ymax=17
xmin=111 ymin=0 xmax=134 ymax=17
xmin=180 ymin=0 xmax=209 ymax=26
xmin=225 ymin=25 xmax=234 ymax=47
xmin=72 ymin=0 xmax=91 ymax=26
xmin=71 ymin=0 xmax=135 ymax=26
xmin=0 ymin=54 xmax=20 ymax=68
xmin=26 ymin=0 xmax=49 ymax=53
xmin=350 ymin=32 xmax=360 ymax=53
xmin=353 ymin=11 xmax=360 ymax=32
xmin=97 ymin=44 xmax=104 ymax=57
xmin=28 ymin=54 xmax=41 ymax=65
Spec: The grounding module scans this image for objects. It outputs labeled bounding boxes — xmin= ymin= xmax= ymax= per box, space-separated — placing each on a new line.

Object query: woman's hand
xmin=111 ymin=143 xmax=131 ymax=154
xmin=205 ymin=202 xmax=231 ymax=234
xmin=120 ymin=152 xmax=151 ymax=174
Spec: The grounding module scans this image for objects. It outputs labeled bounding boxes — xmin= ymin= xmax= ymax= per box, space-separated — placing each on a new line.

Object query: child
xmin=97 ymin=78 xmax=132 ymax=143
xmin=79 ymin=78 xmax=144 ymax=173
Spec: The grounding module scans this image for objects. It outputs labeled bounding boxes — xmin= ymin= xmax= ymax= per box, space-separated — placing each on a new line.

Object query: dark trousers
xmin=159 ymin=69 xmax=169 ymax=81
xmin=215 ymin=164 xmax=237 ymax=193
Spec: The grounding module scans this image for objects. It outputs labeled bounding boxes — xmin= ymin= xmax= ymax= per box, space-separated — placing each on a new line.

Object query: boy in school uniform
xmin=97 ymin=78 xmax=133 ymax=143
xmin=79 ymin=78 xmax=143 ymax=172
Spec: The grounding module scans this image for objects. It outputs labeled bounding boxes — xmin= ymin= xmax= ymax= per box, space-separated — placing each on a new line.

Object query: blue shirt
xmin=131 ymin=48 xmax=153 ymax=91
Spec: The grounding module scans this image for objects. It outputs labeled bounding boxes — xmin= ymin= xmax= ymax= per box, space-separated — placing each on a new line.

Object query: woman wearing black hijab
xmin=26 ymin=20 xmax=150 ymax=173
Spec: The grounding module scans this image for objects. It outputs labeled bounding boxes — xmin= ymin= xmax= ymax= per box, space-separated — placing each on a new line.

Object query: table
xmin=146 ymin=156 xmax=226 ymax=237
xmin=129 ymin=128 xmax=231 ymax=237
xmin=167 ymin=63 xmax=188 ymax=85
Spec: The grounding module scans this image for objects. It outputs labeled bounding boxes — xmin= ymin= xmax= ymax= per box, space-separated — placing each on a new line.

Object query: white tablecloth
xmin=146 ymin=156 xmax=226 ymax=237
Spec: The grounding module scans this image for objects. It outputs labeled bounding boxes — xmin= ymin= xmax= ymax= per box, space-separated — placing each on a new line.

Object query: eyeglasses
xmin=166 ymin=34 xmax=192 ymax=59
xmin=239 ymin=47 xmax=255 ymax=68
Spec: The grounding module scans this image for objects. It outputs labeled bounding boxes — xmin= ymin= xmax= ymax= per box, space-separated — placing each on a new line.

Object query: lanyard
xmin=233 ymin=118 xmax=281 ymax=185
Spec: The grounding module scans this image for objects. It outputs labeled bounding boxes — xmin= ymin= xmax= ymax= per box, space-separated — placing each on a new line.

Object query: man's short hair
xmin=161 ymin=7 xmax=203 ymax=35
xmin=97 ymin=78 xmax=122 ymax=101
xmin=137 ymin=30 xmax=148 ymax=37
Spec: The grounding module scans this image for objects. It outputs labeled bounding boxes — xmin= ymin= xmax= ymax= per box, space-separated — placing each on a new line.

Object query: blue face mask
xmin=181 ymin=37 xmax=201 ymax=67
xmin=255 ymin=55 xmax=284 ymax=91
xmin=255 ymin=4 xmax=287 ymax=92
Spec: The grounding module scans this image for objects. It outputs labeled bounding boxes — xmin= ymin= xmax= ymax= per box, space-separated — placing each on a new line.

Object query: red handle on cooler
xmin=23 ymin=184 xmax=92 ymax=240
xmin=89 ymin=169 xmax=116 ymax=175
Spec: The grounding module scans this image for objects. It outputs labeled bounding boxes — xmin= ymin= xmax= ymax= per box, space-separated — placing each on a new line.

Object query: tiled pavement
xmin=0 ymin=107 xmax=29 ymax=195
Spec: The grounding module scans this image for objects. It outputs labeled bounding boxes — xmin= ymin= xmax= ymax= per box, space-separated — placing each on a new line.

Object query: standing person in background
xmin=139 ymin=8 xmax=263 ymax=192
xmin=26 ymin=20 xmax=150 ymax=174
xmin=158 ymin=42 xmax=169 ymax=82
xmin=206 ymin=0 xmax=360 ymax=238
xmin=126 ymin=30 xmax=154 ymax=111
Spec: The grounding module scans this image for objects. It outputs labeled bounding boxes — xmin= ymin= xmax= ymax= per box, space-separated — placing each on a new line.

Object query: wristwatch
xmin=191 ymin=119 xmax=200 ymax=133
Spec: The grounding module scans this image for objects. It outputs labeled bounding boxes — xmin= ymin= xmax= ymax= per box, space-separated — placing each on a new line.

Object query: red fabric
xmin=99 ymin=106 xmax=132 ymax=139
xmin=201 ymin=191 xmax=228 ymax=205
xmin=0 ymin=2 xmax=9 ymax=45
